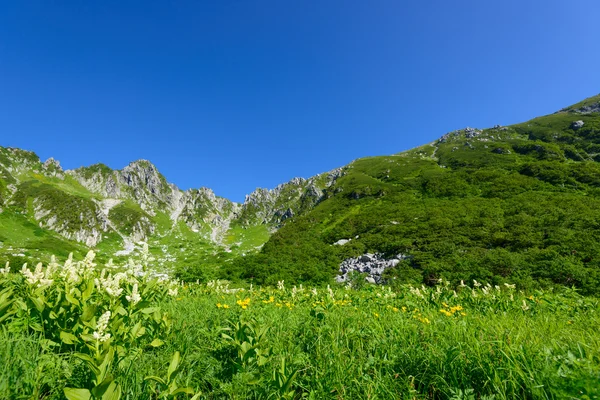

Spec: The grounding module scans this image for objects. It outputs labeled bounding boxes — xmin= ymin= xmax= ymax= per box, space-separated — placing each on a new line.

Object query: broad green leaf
xmin=30 ymin=296 xmax=45 ymax=313
xmin=149 ymin=338 xmax=164 ymax=347
xmin=167 ymin=351 xmax=181 ymax=382
xmin=82 ymin=279 xmax=95 ymax=301
xmin=81 ymin=304 xmax=96 ymax=322
xmin=65 ymin=291 xmax=80 ymax=306
xmin=60 ymin=331 xmax=79 ymax=345
xmin=64 ymin=388 xmax=91 ymax=400
xmin=91 ymin=376 xmax=114 ymax=398
xmin=74 ymin=353 xmax=101 ymax=376
xmin=102 ymin=381 xmax=122 ymax=400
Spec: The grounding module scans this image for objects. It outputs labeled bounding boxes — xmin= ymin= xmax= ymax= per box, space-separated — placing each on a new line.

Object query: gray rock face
xmin=336 ymin=253 xmax=406 ymax=284
xmin=438 ymin=127 xmax=483 ymax=143
xmin=240 ymin=167 xmax=345 ymax=226
xmin=571 ymin=103 xmax=600 ymax=115
xmin=571 ymin=120 xmax=585 ymax=130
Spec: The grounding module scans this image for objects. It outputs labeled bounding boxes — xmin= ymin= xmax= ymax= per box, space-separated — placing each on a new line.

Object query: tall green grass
xmin=2 ymin=266 xmax=598 ymax=399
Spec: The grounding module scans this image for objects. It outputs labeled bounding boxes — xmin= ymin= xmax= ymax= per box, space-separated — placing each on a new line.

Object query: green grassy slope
xmin=225 ymin=95 xmax=600 ymax=293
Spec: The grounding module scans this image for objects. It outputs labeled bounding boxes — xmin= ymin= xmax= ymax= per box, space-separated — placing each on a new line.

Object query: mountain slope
xmin=0 ymin=146 xmax=341 ymax=277
xmin=2 ymin=94 xmax=600 ymax=293
xmin=225 ymin=94 xmax=600 ymax=294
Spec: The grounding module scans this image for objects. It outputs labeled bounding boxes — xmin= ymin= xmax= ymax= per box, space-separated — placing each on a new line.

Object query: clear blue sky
xmin=1 ymin=1 xmax=599 ymax=202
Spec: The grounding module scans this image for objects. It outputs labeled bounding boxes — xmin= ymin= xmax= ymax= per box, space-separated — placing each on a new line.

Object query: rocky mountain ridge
xmin=0 ymin=146 xmax=344 ymax=253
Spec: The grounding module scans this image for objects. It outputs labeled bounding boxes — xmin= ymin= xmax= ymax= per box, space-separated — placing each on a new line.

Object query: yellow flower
xmin=374 ymin=313 xmax=380 ymax=318
xmin=236 ymin=298 xmax=251 ymax=309
xmin=440 ymin=309 xmax=452 ymax=317
xmin=216 ymin=303 xmax=222 ymax=308
xmin=392 ymin=307 xmax=399 ymax=312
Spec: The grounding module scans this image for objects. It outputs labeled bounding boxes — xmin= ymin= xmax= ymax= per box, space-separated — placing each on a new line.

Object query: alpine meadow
xmin=1 ymin=95 xmax=600 ymax=399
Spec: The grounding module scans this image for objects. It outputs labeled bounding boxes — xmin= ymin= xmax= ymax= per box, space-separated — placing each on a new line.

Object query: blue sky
xmin=1 ymin=1 xmax=599 ymax=202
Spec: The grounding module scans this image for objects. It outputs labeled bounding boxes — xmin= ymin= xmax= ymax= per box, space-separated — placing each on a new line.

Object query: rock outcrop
xmin=336 ymin=253 xmax=406 ymax=284
xmin=571 ymin=120 xmax=585 ymax=130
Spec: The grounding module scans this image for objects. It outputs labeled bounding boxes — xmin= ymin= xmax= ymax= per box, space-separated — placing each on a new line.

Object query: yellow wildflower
xmin=440 ymin=309 xmax=452 ymax=317
xmin=236 ymin=298 xmax=251 ymax=309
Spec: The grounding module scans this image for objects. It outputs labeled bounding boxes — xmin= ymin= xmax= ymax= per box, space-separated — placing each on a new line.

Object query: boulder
xmin=336 ymin=253 xmax=403 ymax=284
xmin=333 ymin=239 xmax=351 ymax=246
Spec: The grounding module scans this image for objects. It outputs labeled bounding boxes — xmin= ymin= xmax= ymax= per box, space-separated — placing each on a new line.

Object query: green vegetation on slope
xmin=225 ymin=100 xmax=600 ymax=294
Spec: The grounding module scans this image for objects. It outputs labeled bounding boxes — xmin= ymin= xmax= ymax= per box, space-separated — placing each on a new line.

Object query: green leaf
xmin=149 ymin=338 xmax=164 ymax=347
xmin=144 ymin=375 xmax=167 ymax=386
xmin=30 ymin=296 xmax=45 ymax=313
xmin=64 ymin=388 xmax=91 ymax=400
xmin=65 ymin=291 xmax=80 ymax=306
xmin=101 ymin=381 xmax=121 ymax=400
xmin=91 ymin=376 xmax=114 ymax=398
xmin=82 ymin=279 xmax=95 ymax=301
xmin=81 ymin=304 xmax=96 ymax=322
xmin=170 ymin=387 xmax=194 ymax=396
xmin=74 ymin=352 xmax=101 ymax=376
xmin=167 ymin=351 xmax=181 ymax=382
xmin=60 ymin=331 xmax=79 ymax=345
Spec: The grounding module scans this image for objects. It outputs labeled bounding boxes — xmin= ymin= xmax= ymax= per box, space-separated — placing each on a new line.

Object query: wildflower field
xmin=1 ymin=253 xmax=599 ymax=399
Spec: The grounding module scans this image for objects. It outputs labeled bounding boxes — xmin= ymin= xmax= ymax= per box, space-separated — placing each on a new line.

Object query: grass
xmin=224 ymin=224 xmax=271 ymax=253
xmin=1 ymin=277 xmax=598 ymax=399
xmin=0 ymin=210 xmax=84 ymax=265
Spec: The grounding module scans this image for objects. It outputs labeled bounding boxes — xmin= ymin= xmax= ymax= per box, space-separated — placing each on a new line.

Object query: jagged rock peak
xmin=124 ymin=159 xmax=156 ymax=170
xmin=43 ymin=157 xmax=63 ymax=171
xmin=274 ymin=177 xmax=306 ymax=191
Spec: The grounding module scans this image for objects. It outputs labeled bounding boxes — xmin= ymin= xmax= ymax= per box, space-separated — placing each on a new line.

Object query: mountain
xmin=0 ymin=146 xmax=341 ymax=278
xmin=2 ymin=93 xmax=600 ymax=293
xmin=224 ymin=94 xmax=600 ymax=294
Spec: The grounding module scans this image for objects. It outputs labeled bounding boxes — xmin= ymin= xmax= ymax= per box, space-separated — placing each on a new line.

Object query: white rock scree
xmin=336 ymin=253 xmax=407 ymax=284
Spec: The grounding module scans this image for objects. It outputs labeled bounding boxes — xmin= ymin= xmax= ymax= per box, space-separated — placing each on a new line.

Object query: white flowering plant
xmin=0 ymin=249 xmax=186 ymax=399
